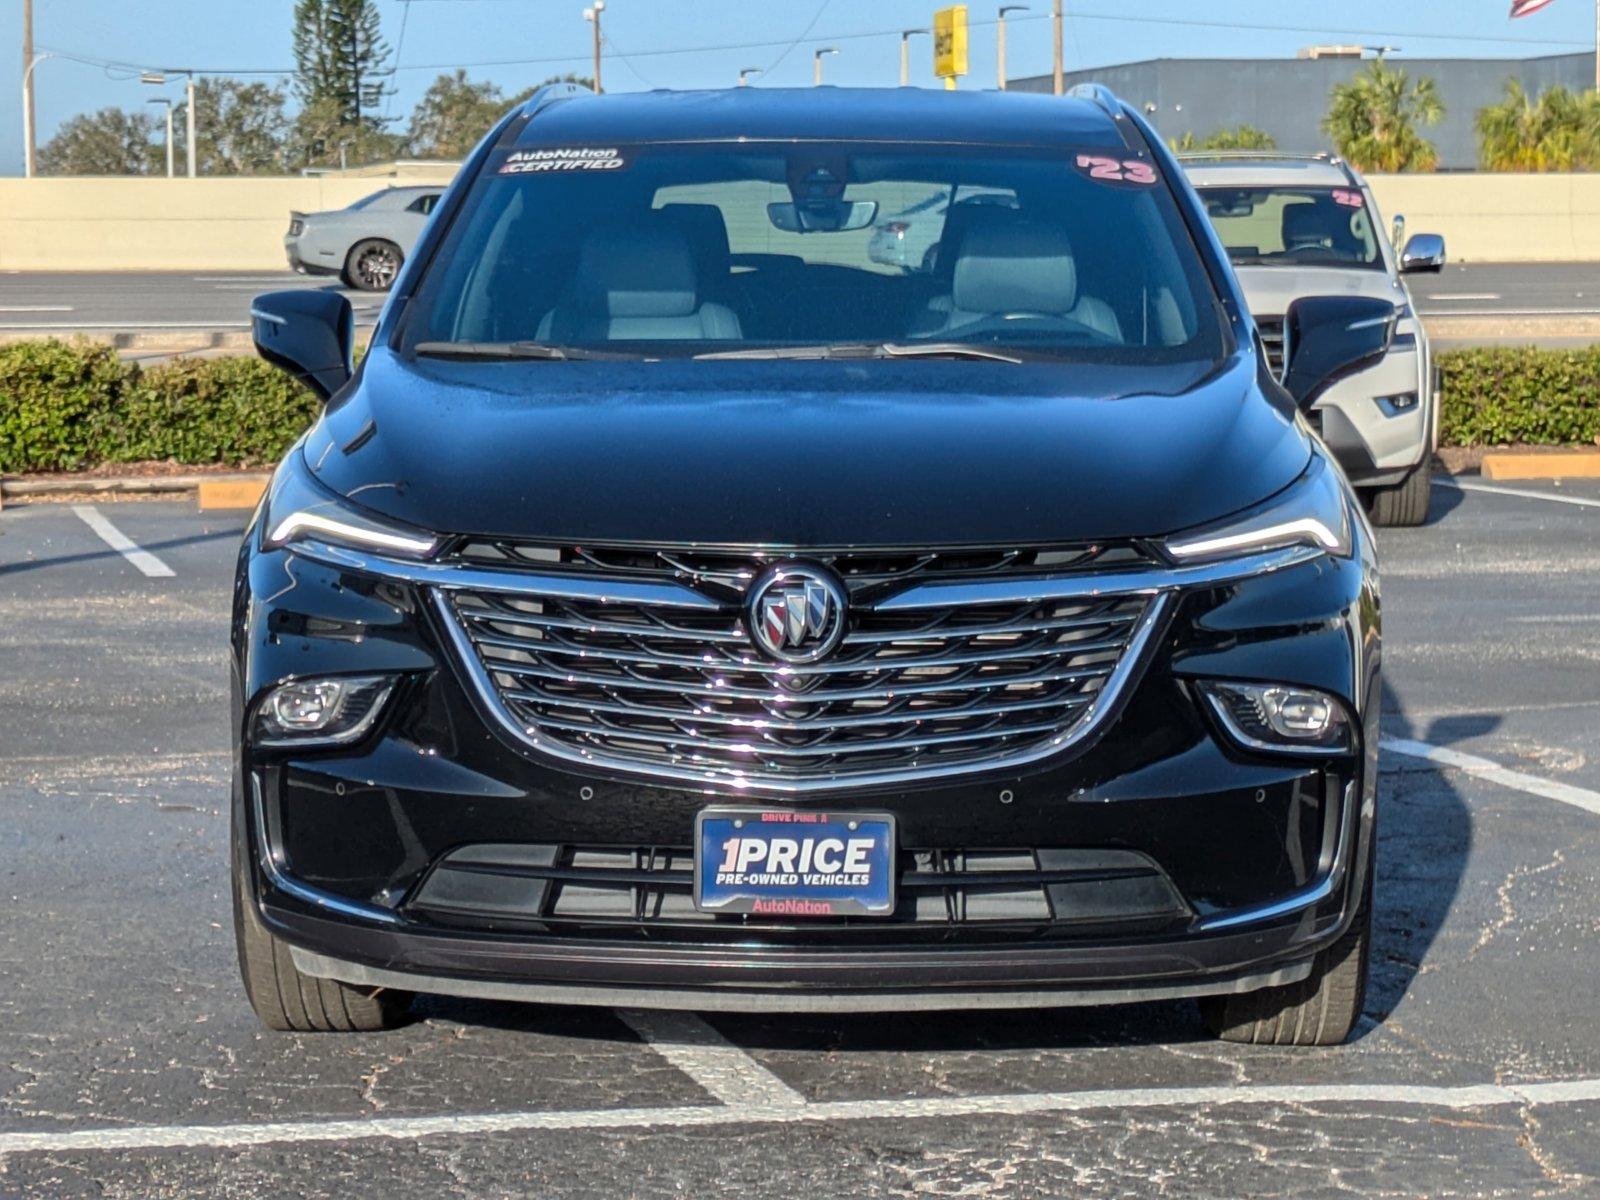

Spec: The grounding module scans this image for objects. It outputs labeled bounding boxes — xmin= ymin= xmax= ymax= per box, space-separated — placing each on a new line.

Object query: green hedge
xmin=0 ymin=339 xmax=319 ymax=473
xmin=1436 ymin=345 xmax=1600 ymax=447
xmin=2 ymin=338 xmax=1598 ymax=474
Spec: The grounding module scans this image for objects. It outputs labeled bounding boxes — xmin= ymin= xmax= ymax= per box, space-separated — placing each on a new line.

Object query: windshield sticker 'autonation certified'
xmin=497 ymin=146 xmax=633 ymax=175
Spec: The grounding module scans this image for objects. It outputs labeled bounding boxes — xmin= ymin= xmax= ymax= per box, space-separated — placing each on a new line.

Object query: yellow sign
xmin=933 ymin=4 xmax=969 ymax=85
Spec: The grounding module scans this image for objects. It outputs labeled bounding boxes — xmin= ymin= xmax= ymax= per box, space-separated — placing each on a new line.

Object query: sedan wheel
xmin=345 ymin=239 xmax=402 ymax=292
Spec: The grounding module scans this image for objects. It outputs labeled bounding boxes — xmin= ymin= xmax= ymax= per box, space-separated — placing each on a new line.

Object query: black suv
xmin=236 ymin=84 xmax=1387 ymax=1045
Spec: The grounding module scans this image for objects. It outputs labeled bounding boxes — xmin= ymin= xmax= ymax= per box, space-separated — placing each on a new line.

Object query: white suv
xmin=1182 ymin=153 xmax=1444 ymax=526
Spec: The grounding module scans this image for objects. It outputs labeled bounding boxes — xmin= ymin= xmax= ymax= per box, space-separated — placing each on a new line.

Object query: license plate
xmin=694 ymin=807 xmax=896 ymax=917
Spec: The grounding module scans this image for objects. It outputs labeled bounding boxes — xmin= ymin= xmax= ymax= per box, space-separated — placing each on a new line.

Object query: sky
xmin=4 ymin=0 xmax=1597 ymax=174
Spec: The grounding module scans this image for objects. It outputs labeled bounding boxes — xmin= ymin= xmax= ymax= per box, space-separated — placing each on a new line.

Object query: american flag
xmin=1509 ymin=0 xmax=1557 ymax=15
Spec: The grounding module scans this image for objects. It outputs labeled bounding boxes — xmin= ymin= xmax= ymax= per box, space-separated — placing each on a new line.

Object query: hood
xmin=1232 ymin=266 xmax=1408 ymax=319
xmin=304 ymin=348 xmax=1309 ymax=547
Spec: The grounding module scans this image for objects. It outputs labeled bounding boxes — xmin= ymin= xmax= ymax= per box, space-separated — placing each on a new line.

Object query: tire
xmin=233 ymin=859 xmax=412 ymax=1033
xmin=1198 ymin=875 xmax=1371 ymax=1047
xmin=343 ymin=238 xmax=403 ymax=292
xmin=1363 ymin=464 xmax=1432 ymax=528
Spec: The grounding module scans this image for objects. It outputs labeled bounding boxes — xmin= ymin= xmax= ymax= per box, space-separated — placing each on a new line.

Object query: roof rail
xmin=1066 ymin=82 xmax=1123 ymax=119
xmin=1172 ymin=151 xmax=1338 ymax=163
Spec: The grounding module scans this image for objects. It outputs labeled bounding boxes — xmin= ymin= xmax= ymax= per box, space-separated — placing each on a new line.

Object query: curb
xmin=0 ymin=471 xmax=271 ymax=509
xmin=1481 ymin=451 xmax=1600 ymax=481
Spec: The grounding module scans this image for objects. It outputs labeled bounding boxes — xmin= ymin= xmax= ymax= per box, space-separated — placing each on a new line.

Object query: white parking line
xmin=619 ymin=1010 xmax=805 ymax=1108
xmin=1382 ymin=738 xmax=1600 ymax=818
xmin=3 ymin=1078 xmax=1598 ymax=1158
xmin=70 ymin=505 xmax=175 ymax=579
xmin=0 ymin=305 xmax=73 ymax=312
xmin=1423 ymin=293 xmax=1501 ymax=302
xmin=0 ymin=320 xmax=249 ymax=331
xmin=1433 ymin=479 xmax=1600 ymax=510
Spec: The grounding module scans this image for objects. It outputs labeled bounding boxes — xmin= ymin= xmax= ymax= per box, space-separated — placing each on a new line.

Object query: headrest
xmin=576 ymin=224 xmax=698 ymax=319
xmin=951 ymin=218 xmax=1078 ymax=316
xmin=658 ymin=204 xmax=731 ymax=279
xmin=930 ymin=199 xmax=1014 ymax=282
xmin=1282 ymin=203 xmax=1329 ymax=250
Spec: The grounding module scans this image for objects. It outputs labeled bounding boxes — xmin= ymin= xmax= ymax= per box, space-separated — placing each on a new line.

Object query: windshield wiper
xmin=695 ymin=342 xmax=1024 ymax=364
xmin=412 ymin=341 xmax=621 ymax=361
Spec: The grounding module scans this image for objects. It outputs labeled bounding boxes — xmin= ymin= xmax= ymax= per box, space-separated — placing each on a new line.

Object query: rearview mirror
xmin=1399 ymin=233 xmax=1446 ymax=274
xmin=767 ymin=199 xmax=879 ymax=233
xmin=1281 ymin=295 xmax=1397 ymax=410
xmin=251 ymin=289 xmax=354 ymax=401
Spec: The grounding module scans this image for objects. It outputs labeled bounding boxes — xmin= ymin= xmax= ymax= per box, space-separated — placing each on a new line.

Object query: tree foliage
xmin=292 ymin=0 xmax=392 ymax=127
xmin=407 ymin=70 xmax=516 ymax=159
xmin=177 ymin=79 xmax=293 ymax=175
xmin=1322 ymin=59 xmax=1444 ymax=172
xmin=37 ymin=108 xmax=158 ymax=176
xmin=1476 ymin=79 xmax=1600 ymax=171
xmin=1173 ymin=125 xmax=1278 ymax=152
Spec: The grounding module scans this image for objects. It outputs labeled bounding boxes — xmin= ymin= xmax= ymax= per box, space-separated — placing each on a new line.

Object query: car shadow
xmin=410 ymin=682 xmax=1477 ymax=1053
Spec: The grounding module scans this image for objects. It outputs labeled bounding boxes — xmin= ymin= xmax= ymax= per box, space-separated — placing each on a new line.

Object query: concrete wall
xmin=0 ymin=167 xmax=1595 ymax=269
xmin=0 ymin=168 xmax=458 ymax=272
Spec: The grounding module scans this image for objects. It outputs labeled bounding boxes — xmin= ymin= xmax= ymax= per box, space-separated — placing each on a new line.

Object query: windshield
xmin=1197 ymin=186 xmax=1382 ymax=269
xmin=400 ymin=140 xmax=1226 ymax=364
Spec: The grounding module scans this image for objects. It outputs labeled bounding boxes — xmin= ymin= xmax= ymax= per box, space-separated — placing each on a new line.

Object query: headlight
xmin=253 ymin=674 xmax=397 ymax=748
xmin=1165 ymin=453 xmax=1353 ymax=564
xmin=261 ymin=449 xmax=441 ymax=559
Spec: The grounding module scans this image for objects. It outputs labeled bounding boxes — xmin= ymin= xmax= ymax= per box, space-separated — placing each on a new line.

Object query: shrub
xmin=1435 ymin=345 xmax=1600 ymax=447
xmin=0 ymin=338 xmax=317 ymax=473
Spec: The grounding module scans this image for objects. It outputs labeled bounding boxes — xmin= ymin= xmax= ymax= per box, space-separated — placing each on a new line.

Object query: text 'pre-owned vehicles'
xmin=1181 ymin=153 xmax=1444 ymax=527
xmin=238 ymin=84 xmax=1387 ymax=1045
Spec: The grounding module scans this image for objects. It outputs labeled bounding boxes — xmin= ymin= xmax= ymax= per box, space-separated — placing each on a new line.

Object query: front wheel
xmin=1363 ymin=465 xmax=1432 ymax=527
xmin=233 ymin=865 xmax=412 ymax=1032
xmin=343 ymin=238 xmax=403 ymax=292
xmin=1199 ymin=879 xmax=1371 ymax=1046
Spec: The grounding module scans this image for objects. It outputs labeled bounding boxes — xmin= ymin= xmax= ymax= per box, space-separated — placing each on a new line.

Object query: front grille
xmin=406 ymin=843 xmax=1191 ymax=938
xmin=436 ymin=544 xmax=1162 ymax=791
xmin=1257 ymin=315 xmax=1286 ymax=377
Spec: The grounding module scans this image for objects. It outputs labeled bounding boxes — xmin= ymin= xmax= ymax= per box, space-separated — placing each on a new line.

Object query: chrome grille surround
xmin=429 ymin=543 xmax=1180 ymax=793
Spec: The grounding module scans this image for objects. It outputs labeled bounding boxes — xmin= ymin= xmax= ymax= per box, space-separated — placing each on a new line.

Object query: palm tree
xmin=1322 ymin=59 xmax=1445 ymax=172
xmin=1477 ymin=79 xmax=1600 ymax=170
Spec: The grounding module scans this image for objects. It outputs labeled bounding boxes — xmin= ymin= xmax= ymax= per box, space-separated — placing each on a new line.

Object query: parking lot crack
xmin=1471 ymin=850 xmax=1564 ymax=960
xmin=1515 ymin=1103 xmax=1592 ymax=1194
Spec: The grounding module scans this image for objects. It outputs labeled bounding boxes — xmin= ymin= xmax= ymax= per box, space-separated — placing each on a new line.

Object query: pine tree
xmin=292 ymin=0 xmax=392 ymax=129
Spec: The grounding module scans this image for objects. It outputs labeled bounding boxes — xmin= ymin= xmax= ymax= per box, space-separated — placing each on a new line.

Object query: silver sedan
xmin=284 ymin=185 xmax=443 ymax=291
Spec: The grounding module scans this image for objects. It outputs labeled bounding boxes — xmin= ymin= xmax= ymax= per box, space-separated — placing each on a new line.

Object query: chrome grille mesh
xmin=437 ymin=549 xmax=1159 ymax=790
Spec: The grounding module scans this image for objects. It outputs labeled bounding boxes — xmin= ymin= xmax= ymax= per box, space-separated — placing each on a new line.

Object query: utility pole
xmin=584 ymin=2 xmax=604 ymax=94
xmin=997 ymin=5 xmax=1028 ymax=90
xmin=900 ymin=29 xmax=927 ymax=86
xmin=185 ymin=72 xmax=196 ymax=177
xmin=1052 ymin=0 xmax=1064 ymax=96
xmin=813 ymin=47 xmax=838 ymax=86
xmin=21 ymin=0 xmax=35 ymax=177
xmin=148 ymin=98 xmax=174 ymax=177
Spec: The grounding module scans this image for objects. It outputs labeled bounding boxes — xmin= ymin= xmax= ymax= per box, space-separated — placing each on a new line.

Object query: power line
xmin=38 ymin=10 xmax=1591 ymax=83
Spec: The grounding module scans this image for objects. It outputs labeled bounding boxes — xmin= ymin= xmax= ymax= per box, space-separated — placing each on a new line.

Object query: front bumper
xmin=233 ymin=515 xmax=1381 ymax=1011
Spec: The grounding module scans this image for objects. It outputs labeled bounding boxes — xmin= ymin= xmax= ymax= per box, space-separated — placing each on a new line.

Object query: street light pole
xmin=997 ymin=6 xmax=1028 ymax=90
xmin=899 ymin=29 xmax=927 ymax=87
xmin=22 ymin=0 xmax=35 ymax=177
xmin=583 ymin=2 xmax=604 ymax=94
xmin=184 ymin=72 xmax=196 ymax=178
xmin=148 ymin=99 xmax=174 ymax=178
xmin=813 ymin=47 xmax=838 ymax=86
xmin=1052 ymin=0 xmax=1064 ymax=95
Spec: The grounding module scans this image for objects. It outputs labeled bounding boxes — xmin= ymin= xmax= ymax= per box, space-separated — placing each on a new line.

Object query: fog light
xmin=254 ymin=675 xmax=396 ymax=748
xmin=1375 ymin=392 xmax=1418 ymax=417
xmin=1201 ymin=681 xmax=1352 ymax=756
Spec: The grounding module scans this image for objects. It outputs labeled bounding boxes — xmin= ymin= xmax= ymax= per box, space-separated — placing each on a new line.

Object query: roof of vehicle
xmin=512 ymin=86 xmax=1131 ymax=150
xmin=1179 ymin=155 xmax=1359 ymax=189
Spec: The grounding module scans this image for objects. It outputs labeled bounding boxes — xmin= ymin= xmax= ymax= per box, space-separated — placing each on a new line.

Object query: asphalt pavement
xmin=1 ymin=263 xmax=1598 ymax=343
xmin=2 ymin=479 xmax=1599 ymax=1197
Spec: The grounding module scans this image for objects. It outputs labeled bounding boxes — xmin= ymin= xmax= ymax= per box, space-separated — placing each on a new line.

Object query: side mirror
xmin=1399 ymin=233 xmax=1446 ymax=274
xmin=1281 ymin=295 xmax=1397 ymax=410
xmin=250 ymin=289 xmax=354 ymax=401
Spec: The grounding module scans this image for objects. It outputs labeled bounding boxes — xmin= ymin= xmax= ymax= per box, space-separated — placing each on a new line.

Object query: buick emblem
xmin=745 ymin=564 xmax=848 ymax=664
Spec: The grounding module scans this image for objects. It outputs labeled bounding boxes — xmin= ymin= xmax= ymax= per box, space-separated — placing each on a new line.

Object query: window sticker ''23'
xmin=1073 ymin=154 xmax=1158 ymax=187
